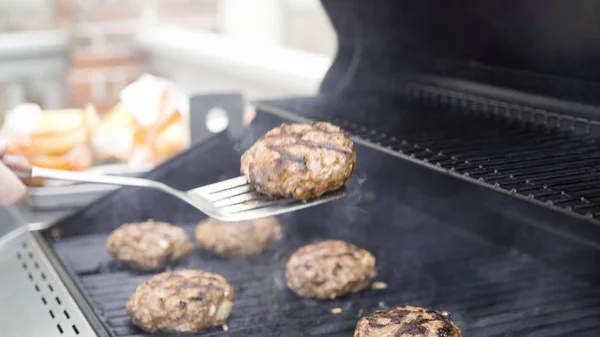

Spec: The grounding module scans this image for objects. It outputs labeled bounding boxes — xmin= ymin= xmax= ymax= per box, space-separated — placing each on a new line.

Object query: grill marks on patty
xmin=268 ymin=145 xmax=307 ymax=167
xmin=355 ymin=306 xmax=462 ymax=337
xmin=266 ymin=127 xmax=351 ymax=170
xmin=105 ymin=220 xmax=194 ymax=271
xmin=264 ymin=124 xmax=353 ymax=157
xmin=241 ymin=122 xmax=357 ymax=200
xmin=286 ymin=240 xmax=376 ymax=299
xmin=148 ymin=272 xmax=227 ymax=308
xmin=126 ymin=269 xmax=234 ymax=333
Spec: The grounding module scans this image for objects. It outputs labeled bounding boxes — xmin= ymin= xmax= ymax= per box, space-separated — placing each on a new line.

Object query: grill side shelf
xmin=256 ymin=101 xmax=600 ymax=236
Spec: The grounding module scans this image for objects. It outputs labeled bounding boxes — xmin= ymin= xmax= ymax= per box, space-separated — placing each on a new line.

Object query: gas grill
xmin=4 ymin=0 xmax=600 ymax=336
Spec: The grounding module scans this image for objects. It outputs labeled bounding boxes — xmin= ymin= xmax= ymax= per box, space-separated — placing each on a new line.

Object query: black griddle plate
xmin=40 ymin=111 xmax=600 ymax=336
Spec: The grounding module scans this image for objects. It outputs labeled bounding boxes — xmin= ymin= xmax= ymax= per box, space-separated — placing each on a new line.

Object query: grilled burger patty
xmin=354 ymin=306 xmax=462 ymax=337
xmin=195 ymin=217 xmax=283 ymax=257
xmin=285 ymin=240 xmax=376 ymax=299
xmin=106 ymin=220 xmax=194 ymax=270
xmin=126 ymin=269 xmax=234 ymax=333
xmin=240 ymin=122 xmax=357 ymax=200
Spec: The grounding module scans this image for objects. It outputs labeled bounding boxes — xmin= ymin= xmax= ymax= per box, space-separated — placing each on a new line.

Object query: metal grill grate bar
xmin=324 ymin=112 xmax=600 ymax=219
xmin=66 ymin=230 xmax=600 ymax=337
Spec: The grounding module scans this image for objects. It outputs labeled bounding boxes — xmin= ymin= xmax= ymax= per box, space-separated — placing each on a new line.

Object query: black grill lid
xmin=320 ymin=0 xmax=600 ymax=108
xmin=306 ymin=0 xmax=600 ymax=242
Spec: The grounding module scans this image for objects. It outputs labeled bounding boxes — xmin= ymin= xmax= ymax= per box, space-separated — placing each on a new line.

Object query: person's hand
xmin=0 ymin=140 xmax=28 ymax=206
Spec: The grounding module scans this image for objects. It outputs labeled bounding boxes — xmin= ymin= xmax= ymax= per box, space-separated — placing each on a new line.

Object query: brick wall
xmin=52 ymin=0 xmax=218 ymax=113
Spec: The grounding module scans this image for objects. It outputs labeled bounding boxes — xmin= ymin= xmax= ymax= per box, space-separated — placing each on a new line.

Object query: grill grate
xmin=258 ymin=94 xmax=600 ymax=222
xmin=54 ymin=221 xmax=600 ymax=337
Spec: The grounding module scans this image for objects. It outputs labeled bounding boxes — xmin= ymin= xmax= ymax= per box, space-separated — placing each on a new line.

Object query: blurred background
xmin=0 ymin=0 xmax=336 ymax=116
xmin=0 ymin=0 xmax=338 ymax=218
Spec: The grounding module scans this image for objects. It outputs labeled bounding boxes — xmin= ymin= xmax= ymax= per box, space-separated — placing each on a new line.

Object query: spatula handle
xmin=2 ymin=155 xmax=193 ymax=209
xmin=32 ymin=166 xmax=156 ymax=188
xmin=2 ymin=154 xmax=155 ymax=189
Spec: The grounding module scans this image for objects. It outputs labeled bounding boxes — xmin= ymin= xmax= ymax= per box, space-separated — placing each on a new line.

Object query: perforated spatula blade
xmin=4 ymin=155 xmax=348 ymax=222
xmin=188 ymin=176 xmax=348 ymax=221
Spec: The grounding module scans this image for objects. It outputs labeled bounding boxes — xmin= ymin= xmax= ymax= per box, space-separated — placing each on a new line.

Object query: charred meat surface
xmin=354 ymin=306 xmax=462 ymax=337
xmin=126 ymin=269 xmax=234 ymax=333
xmin=105 ymin=220 xmax=194 ymax=270
xmin=240 ymin=122 xmax=357 ymax=200
xmin=195 ymin=216 xmax=283 ymax=257
xmin=285 ymin=240 xmax=376 ymax=299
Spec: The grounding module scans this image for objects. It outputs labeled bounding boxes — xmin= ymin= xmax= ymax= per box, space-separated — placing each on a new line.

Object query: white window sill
xmin=0 ymin=30 xmax=68 ymax=59
xmin=135 ymin=25 xmax=333 ymax=96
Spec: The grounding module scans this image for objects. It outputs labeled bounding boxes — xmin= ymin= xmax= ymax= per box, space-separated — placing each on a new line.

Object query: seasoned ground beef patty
xmin=126 ymin=269 xmax=234 ymax=333
xmin=285 ymin=240 xmax=376 ymax=299
xmin=354 ymin=306 xmax=462 ymax=337
xmin=240 ymin=122 xmax=357 ymax=200
xmin=106 ymin=220 xmax=194 ymax=270
xmin=195 ymin=216 xmax=283 ymax=257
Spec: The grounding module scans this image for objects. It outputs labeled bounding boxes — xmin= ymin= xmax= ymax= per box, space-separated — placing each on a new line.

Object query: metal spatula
xmin=3 ymin=155 xmax=348 ymax=222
